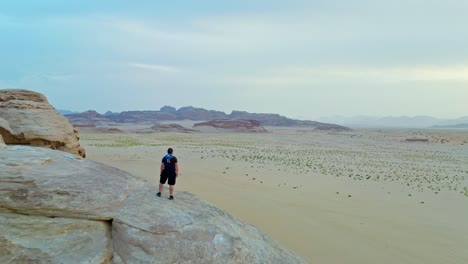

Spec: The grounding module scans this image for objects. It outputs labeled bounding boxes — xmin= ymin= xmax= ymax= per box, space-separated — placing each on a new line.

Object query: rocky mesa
xmin=0 ymin=89 xmax=305 ymax=263
xmin=65 ymin=105 xmax=351 ymax=131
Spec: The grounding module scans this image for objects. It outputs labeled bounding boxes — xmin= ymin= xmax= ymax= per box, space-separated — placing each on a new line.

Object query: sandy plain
xmin=80 ymin=125 xmax=468 ymax=264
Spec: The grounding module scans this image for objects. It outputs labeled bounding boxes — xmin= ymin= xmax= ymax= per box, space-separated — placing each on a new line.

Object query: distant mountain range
xmin=432 ymin=123 xmax=468 ymax=129
xmin=318 ymin=115 xmax=468 ymax=128
xmin=62 ymin=106 xmax=351 ymax=131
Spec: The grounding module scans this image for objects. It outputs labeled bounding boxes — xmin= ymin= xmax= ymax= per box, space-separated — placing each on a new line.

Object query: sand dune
xmin=81 ymin=127 xmax=468 ymax=263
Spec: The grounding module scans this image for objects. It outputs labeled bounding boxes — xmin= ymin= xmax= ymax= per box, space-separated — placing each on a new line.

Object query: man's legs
xmin=168 ymin=175 xmax=176 ymax=199
xmin=157 ymin=174 xmax=167 ymax=197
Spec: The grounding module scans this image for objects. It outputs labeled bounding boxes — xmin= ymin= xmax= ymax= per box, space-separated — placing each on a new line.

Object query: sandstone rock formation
xmin=0 ymin=145 xmax=305 ymax=263
xmin=0 ymin=89 xmax=86 ymax=158
xmin=0 ymin=213 xmax=112 ymax=263
xmin=194 ymin=119 xmax=268 ymax=133
xmin=0 ymin=145 xmax=144 ymax=220
xmin=112 ymin=186 xmax=303 ymax=263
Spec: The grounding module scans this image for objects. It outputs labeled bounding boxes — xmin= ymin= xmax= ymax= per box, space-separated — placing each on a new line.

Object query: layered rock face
xmin=0 ymin=89 xmax=86 ymax=158
xmin=0 ymin=146 xmax=305 ymax=264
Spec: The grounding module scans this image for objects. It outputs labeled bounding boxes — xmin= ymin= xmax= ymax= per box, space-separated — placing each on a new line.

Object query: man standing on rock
xmin=157 ymin=148 xmax=179 ymax=200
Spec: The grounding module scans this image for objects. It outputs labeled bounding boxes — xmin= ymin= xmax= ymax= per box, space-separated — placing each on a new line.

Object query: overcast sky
xmin=1 ymin=1 xmax=467 ymax=119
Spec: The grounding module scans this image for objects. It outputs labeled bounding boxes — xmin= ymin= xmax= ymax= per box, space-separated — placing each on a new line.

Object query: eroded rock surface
xmin=0 ymin=89 xmax=86 ymax=157
xmin=112 ymin=187 xmax=304 ymax=264
xmin=0 ymin=213 xmax=112 ymax=263
xmin=0 ymin=145 xmax=145 ymax=220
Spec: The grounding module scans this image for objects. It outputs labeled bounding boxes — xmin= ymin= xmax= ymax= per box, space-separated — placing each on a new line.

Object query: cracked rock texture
xmin=0 ymin=145 xmax=144 ymax=220
xmin=113 ymin=187 xmax=303 ymax=263
xmin=0 ymin=212 xmax=112 ymax=263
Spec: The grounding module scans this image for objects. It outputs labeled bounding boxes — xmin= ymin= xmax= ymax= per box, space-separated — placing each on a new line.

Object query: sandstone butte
xmin=0 ymin=89 xmax=305 ymax=264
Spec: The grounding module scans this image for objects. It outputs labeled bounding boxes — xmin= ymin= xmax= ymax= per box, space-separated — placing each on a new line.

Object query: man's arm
xmin=175 ymin=163 xmax=179 ymax=177
xmin=160 ymin=163 xmax=164 ymax=174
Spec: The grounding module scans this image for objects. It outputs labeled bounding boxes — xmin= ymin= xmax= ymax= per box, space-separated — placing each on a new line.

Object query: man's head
xmin=167 ymin=148 xmax=173 ymax=154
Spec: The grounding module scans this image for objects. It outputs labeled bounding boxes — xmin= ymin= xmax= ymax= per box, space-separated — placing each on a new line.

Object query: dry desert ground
xmin=80 ymin=126 xmax=468 ymax=264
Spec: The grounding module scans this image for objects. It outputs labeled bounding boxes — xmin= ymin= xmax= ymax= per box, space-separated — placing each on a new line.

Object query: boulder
xmin=0 ymin=213 xmax=112 ymax=263
xmin=0 ymin=134 xmax=4 ymax=147
xmin=0 ymin=145 xmax=145 ymax=220
xmin=0 ymin=89 xmax=86 ymax=158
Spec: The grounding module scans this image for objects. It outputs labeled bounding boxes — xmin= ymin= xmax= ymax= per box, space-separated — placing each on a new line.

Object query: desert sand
xmin=81 ymin=126 xmax=468 ymax=264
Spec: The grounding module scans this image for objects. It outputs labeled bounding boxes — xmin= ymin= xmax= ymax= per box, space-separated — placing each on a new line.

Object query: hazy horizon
xmin=58 ymin=105 xmax=467 ymax=121
xmin=1 ymin=1 xmax=467 ymax=120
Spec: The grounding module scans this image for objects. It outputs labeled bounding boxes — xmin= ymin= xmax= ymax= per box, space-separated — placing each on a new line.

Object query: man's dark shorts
xmin=160 ymin=172 xmax=176 ymax=185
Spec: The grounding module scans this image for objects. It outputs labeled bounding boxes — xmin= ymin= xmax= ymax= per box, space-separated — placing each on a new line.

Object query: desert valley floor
xmin=80 ymin=126 xmax=468 ymax=264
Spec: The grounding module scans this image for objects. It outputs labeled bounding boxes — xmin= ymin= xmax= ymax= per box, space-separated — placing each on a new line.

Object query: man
xmin=157 ymin=148 xmax=179 ymax=200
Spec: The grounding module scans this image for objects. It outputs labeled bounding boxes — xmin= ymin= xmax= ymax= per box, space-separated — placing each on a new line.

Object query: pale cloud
xmin=239 ymin=65 xmax=468 ymax=87
xmin=128 ymin=63 xmax=181 ymax=73
xmin=103 ymin=10 xmax=468 ymax=64
xmin=320 ymin=65 xmax=468 ymax=82
xmin=108 ymin=16 xmax=267 ymax=55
